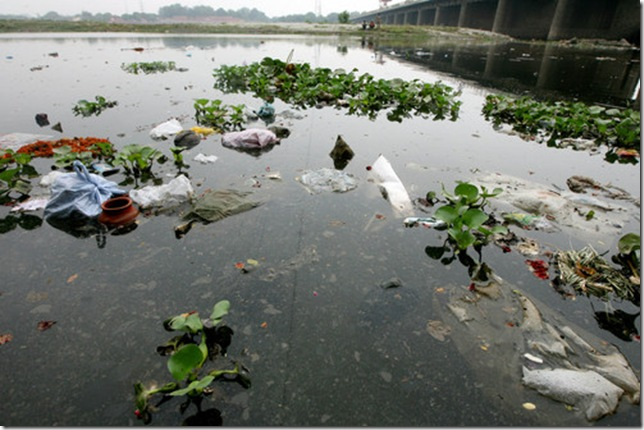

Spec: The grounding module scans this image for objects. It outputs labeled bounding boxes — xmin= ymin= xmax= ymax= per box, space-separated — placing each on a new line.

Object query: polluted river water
xmin=0 ymin=32 xmax=640 ymax=426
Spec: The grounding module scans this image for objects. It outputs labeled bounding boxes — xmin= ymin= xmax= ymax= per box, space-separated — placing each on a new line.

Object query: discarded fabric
xmin=44 ymin=160 xmax=124 ymax=219
xmin=297 ymin=168 xmax=357 ymax=194
xmin=184 ymin=189 xmax=261 ymax=223
xmin=222 ymin=129 xmax=279 ymax=150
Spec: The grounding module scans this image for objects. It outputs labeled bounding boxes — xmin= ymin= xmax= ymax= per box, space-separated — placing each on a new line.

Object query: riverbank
xmin=0 ymin=19 xmax=512 ymax=42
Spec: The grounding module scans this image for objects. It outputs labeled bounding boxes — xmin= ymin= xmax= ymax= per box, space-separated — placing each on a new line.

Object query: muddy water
xmin=0 ymin=33 xmax=640 ymax=426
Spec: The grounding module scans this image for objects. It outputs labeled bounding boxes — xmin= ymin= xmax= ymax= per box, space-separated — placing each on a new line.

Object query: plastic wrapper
xmin=150 ymin=118 xmax=182 ymax=140
xmin=129 ymin=175 xmax=193 ymax=209
xmin=296 ymin=168 xmax=357 ymax=194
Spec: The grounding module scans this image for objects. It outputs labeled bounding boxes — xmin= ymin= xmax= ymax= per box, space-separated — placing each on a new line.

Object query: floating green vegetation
xmin=72 ymin=95 xmax=118 ymax=117
xmin=213 ymin=57 xmax=462 ymax=122
xmin=121 ymin=61 xmax=177 ymax=74
xmin=112 ymin=144 xmax=165 ymax=177
xmin=432 ymin=182 xmax=507 ymax=252
xmin=133 ymin=301 xmax=250 ymax=424
xmin=0 ymin=150 xmax=37 ymax=202
xmin=482 ymin=94 xmax=640 ymax=163
xmin=193 ymin=99 xmax=246 ymax=131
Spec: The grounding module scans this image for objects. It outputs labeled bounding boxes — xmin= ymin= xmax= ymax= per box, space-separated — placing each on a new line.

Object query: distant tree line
xmin=0 ymin=3 xmax=362 ymax=24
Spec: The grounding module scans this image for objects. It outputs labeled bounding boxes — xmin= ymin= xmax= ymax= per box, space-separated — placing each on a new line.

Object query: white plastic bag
xmin=129 ymin=175 xmax=194 ymax=209
xmin=369 ymin=154 xmax=414 ymax=217
xmin=44 ymin=160 xmax=125 ymax=219
xmin=150 ymin=118 xmax=182 ymax=140
xmin=221 ymin=129 xmax=278 ymax=149
xmin=193 ymin=153 xmax=219 ymax=164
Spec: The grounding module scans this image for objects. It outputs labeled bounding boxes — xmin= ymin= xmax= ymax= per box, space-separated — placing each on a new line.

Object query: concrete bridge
xmin=353 ymin=0 xmax=640 ymax=44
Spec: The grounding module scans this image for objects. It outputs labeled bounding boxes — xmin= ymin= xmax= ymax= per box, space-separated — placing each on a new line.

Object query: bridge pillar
xmin=405 ymin=10 xmax=419 ymax=25
xmin=492 ymin=0 xmax=557 ymax=39
xmin=548 ymin=0 xmax=639 ymax=41
xmin=435 ymin=4 xmax=460 ymax=26
xmin=457 ymin=2 xmax=470 ymax=27
xmin=458 ymin=0 xmax=497 ymax=31
xmin=419 ymin=7 xmax=436 ymax=26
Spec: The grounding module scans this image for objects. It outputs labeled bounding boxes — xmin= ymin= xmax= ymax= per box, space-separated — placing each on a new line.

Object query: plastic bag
xmin=221 ymin=129 xmax=278 ymax=149
xmin=297 ymin=168 xmax=357 ymax=194
xmin=44 ymin=161 xmax=125 ymax=219
xmin=369 ymin=154 xmax=414 ymax=217
xmin=150 ymin=118 xmax=182 ymax=140
xmin=129 ymin=175 xmax=193 ymax=209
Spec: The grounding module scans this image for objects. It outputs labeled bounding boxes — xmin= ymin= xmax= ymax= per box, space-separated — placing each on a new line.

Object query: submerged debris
xmin=554 ymin=246 xmax=638 ymax=302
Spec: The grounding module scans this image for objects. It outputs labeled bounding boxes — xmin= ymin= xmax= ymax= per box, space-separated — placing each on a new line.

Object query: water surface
xmin=0 ymin=33 xmax=640 ymax=426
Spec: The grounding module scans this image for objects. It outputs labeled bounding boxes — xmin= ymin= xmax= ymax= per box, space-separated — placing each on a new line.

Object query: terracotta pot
xmin=98 ymin=195 xmax=139 ymax=227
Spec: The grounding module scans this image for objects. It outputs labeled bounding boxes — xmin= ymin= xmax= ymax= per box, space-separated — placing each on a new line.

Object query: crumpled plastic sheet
xmin=184 ymin=189 xmax=261 ymax=223
xmin=10 ymin=197 xmax=49 ymax=212
xmin=149 ymin=118 xmax=182 ymax=140
xmin=368 ymin=154 xmax=414 ymax=217
xmin=193 ymin=153 xmax=218 ymax=164
xmin=433 ymin=277 xmax=640 ymax=424
xmin=522 ymin=367 xmax=623 ymax=421
xmin=40 ymin=170 xmax=66 ymax=187
xmin=296 ymin=167 xmax=357 ymax=194
xmin=221 ymin=129 xmax=278 ymax=149
xmin=129 ymin=175 xmax=193 ymax=209
xmin=475 ymin=172 xmax=636 ymax=241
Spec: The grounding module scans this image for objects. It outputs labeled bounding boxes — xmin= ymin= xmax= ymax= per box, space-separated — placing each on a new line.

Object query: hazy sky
xmin=0 ymin=0 xmax=399 ymax=18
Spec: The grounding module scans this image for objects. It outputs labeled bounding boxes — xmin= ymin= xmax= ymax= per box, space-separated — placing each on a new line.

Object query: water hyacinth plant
xmin=112 ymin=144 xmax=165 ymax=177
xmin=134 ymin=300 xmax=250 ymax=424
xmin=193 ymin=99 xmax=246 ymax=131
xmin=72 ymin=95 xmax=118 ymax=117
xmin=213 ymin=57 xmax=462 ymax=122
xmin=482 ymin=94 xmax=641 ymax=163
xmin=432 ymin=182 xmax=507 ymax=252
xmin=121 ymin=61 xmax=177 ymax=74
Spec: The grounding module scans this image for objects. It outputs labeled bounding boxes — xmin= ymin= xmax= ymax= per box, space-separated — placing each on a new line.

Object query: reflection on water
xmin=375 ymin=39 xmax=640 ymax=107
xmin=0 ymin=33 xmax=640 ymax=426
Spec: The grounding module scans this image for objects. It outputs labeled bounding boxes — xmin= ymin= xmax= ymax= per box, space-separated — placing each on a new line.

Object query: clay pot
xmin=98 ymin=195 xmax=139 ymax=227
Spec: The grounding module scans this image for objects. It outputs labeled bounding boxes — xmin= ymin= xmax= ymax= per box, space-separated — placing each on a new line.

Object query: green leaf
xmin=450 ymin=230 xmax=476 ymax=250
xmin=169 ymin=375 xmax=215 ymax=397
xmin=168 ymin=344 xmax=205 ymax=381
xmin=434 ymin=205 xmax=458 ymax=224
xmin=210 ymin=300 xmax=230 ymax=325
xmin=454 ymin=182 xmax=479 ymax=203
xmin=462 ymin=208 xmax=488 ymax=229
xmin=488 ymin=225 xmax=508 ymax=235
xmin=618 ymin=233 xmax=640 ymax=255
xmin=165 ymin=312 xmax=203 ymax=334
xmin=134 ymin=382 xmax=148 ymax=411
